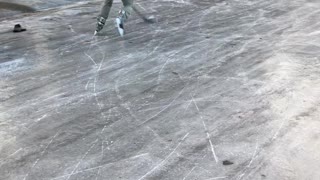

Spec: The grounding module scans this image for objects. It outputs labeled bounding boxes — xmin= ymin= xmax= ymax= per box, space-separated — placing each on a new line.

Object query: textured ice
xmin=1 ymin=0 xmax=320 ymax=180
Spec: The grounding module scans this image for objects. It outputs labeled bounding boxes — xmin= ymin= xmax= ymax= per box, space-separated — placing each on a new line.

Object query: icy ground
xmin=0 ymin=0 xmax=92 ymax=10
xmin=1 ymin=0 xmax=320 ymax=180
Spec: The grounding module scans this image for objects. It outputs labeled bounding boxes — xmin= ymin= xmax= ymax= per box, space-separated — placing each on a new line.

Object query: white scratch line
xmin=136 ymin=3 xmax=146 ymax=11
xmin=66 ymin=139 xmax=98 ymax=180
xmin=148 ymin=126 xmax=160 ymax=137
xmin=97 ymin=46 xmax=105 ymax=72
xmin=51 ymin=165 xmax=102 ymax=180
xmin=153 ymin=53 xmax=176 ymax=95
xmin=247 ymin=144 xmax=258 ymax=168
xmin=84 ymin=52 xmax=97 ymax=65
xmin=192 ymin=96 xmax=201 ymax=112
xmin=130 ymin=153 xmax=149 ymax=159
xmin=95 ymin=167 xmax=101 ymax=180
xmin=8 ymin=148 xmax=22 ymax=157
xmin=198 ymin=166 xmax=211 ymax=174
xmin=115 ymin=81 xmax=139 ymax=121
xmin=52 ymin=153 xmax=149 ymax=180
xmin=85 ymin=80 xmax=91 ymax=90
xmin=206 ymin=176 xmax=228 ymax=180
xmin=41 ymin=133 xmax=59 ymax=155
xmin=152 ymin=49 xmax=182 ymax=96
xmin=237 ymin=143 xmax=259 ymax=180
xmin=100 ymin=108 xmax=112 ymax=134
xmin=184 ymin=100 xmax=192 ymax=112
xmin=158 ymin=58 xmax=170 ymax=79
xmin=192 ymin=96 xmax=218 ymax=163
xmin=93 ymin=77 xmax=97 ymax=93
xmin=23 ymin=133 xmax=59 ymax=180
xmin=238 ymin=171 xmax=246 ymax=179
xmin=101 ymin=141 xmax=104 ymax=157
xmin=182 ymin=133 xmax=190 ymax=140
xmin=207 ymin=133 xmax=218 ymax=163
xmin=138 ymin=99 xmax=225 ymax=113
xmin=40 ymin=93 xmax=65 ymax=103
xmin=183 ymin=166 xmax=196 ymax=180
xmin=272 ymin=119 xmax=287 ymax=140
xmin=35 ymin=114 xmax=47 ymax=122
xmin=138 ymin=133 xmax=190 ymax=180
xmin=93 ymin=77 xmax=103 ymax=110
xmin=98 ymin=61 xmax=103 ymax=72
xmin=140 ymin=86 xmax=185 ymax=125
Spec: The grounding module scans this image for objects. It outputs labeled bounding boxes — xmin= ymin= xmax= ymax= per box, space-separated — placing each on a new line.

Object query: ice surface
xmin=1 ymin=0 xmax=320 ymax=180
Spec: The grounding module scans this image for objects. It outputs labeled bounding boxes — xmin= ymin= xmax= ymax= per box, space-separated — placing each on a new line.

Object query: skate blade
xmin=94 ymin=31 xmax=98 ymax=36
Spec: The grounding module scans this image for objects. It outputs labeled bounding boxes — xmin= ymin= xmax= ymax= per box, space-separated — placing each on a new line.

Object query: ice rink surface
xmin=1 ymin=0 xmax=320 ymax=179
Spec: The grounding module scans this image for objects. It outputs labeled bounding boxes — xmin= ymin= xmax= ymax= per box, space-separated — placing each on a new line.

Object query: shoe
xmin=95 ymin=16 xmax=106 ymax=35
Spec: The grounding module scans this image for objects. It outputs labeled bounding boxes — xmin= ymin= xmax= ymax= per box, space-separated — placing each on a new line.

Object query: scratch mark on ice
xmin=192 ymin=96 xmax=218 ymax=163
xmin=138 ymin=133 xmax=189 ymax=180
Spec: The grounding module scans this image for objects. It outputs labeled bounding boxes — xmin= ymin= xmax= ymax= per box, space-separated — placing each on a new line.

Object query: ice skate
xmin=94 ymin=16 xmax=106 ymax=35
xmin=115 ymin=10 xmax=126 ymax=37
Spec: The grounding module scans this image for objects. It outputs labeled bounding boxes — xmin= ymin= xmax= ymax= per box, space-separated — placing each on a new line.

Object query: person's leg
xmin=119 ymin=0 xmax=133 ymax=21
xmin=100 ymin=0 xmax=113 ymax=19
xmin=95 ymin=0 xmax=113 ymax=34
xmin=115 ymin=0 xmax=133 ymax=36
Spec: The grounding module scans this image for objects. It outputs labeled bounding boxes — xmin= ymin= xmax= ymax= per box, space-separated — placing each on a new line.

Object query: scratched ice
xmin=1 ymin=0 xmax=320 ymax=180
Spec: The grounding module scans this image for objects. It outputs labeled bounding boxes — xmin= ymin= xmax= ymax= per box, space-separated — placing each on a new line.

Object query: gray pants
xmin=99 ymin=0 xmax=133 ymax=21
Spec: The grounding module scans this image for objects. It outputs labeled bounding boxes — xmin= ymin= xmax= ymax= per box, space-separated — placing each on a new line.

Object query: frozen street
xmin=1 ymin=0 xmax=320 ymax=179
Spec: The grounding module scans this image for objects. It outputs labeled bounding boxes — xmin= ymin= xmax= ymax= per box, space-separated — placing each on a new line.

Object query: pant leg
xmin=99 ymin=0 xmax=113 ymax=19
xmin=120 ymin=0 xmax=133 ymax=21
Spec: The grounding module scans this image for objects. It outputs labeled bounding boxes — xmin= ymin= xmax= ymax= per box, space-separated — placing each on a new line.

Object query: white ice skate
xmin=115 ymin=17 xmax=124 ymax=37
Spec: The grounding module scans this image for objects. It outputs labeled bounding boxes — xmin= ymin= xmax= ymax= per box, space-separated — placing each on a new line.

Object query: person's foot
xmin=115 ymin=10 xmax=126 ymax=36
xmin=94 ymin=16 xmax=106 ymax=35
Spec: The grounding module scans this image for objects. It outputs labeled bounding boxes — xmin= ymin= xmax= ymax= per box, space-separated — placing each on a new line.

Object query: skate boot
xmin=115 ymin=10 xmax=126 ymax=37
xmin=94 ymin=16 xmax=106 ymax=35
